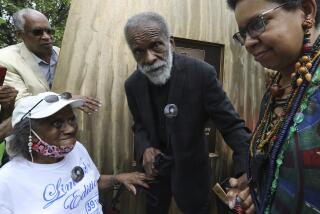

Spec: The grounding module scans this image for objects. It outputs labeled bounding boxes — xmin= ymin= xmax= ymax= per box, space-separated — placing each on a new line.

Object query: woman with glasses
xmin=226 ymin=0 xmax=320 ymax=213
xmin=0 ymin=91 xmax=151 ymax=213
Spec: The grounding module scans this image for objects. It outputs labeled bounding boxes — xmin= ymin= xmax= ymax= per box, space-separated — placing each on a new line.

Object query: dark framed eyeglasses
xmin=20 ymin=92 xmax=72 ymax=122
xmin=24 ymin=28 xmax=55 ymax=36
xmin=233 ymin=2 xmax=289 ymax=46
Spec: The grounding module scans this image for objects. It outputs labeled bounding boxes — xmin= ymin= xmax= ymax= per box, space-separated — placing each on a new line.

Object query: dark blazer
xmin=125 ymin=53 xmax=250 ymax=212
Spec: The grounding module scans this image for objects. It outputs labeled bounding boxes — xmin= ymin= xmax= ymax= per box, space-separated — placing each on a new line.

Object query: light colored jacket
xmin=0 ymin=42 xmax=60 ymax=101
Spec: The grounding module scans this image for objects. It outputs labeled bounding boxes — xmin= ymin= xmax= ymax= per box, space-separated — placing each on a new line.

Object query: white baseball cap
xmin=12 ymin=91 xmax=84 ymax=127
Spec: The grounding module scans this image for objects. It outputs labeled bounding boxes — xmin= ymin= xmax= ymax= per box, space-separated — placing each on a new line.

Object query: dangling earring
xmin=28 ymin=117 xmax=34 ymax=162
xmin=292 ymin=17 xmax=314 ymax=86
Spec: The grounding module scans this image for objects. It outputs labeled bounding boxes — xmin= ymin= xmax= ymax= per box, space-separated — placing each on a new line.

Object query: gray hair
xmin=12 ymin=8 xmax=46 ymax=31
xmin=6 ymin=118 xmax=39 ymax=159
xmin=124 ymin=12 xmax=170 ymax=43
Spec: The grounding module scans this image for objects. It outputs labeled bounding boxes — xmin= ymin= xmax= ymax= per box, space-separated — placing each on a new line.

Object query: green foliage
xmin=0 ymin=0 xmax=71 ymax=48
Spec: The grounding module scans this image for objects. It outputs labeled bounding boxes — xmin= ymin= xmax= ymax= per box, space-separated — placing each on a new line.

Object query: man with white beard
xmin=137 ymin=44 xmax=172 ymax=85
xmin=123 ymin=12 xmax=251 ymax=214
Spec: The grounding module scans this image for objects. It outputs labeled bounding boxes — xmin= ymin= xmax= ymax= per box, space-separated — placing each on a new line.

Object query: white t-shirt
xmin=0 ymin=142 xmax=102 ymax=214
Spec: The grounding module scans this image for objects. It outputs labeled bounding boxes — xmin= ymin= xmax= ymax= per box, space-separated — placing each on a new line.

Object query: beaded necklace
xmin=249 ymin=73 xmax=295 ymax=156
xmin=248 ymin=34 xmax=320 ymax=214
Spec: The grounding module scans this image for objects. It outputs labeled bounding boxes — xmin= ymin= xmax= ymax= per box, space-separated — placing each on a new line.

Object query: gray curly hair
xmin=6 ymin=118 xmax=39 ymax=159
xmin=124 ymin=11 xmax=170 ymax=43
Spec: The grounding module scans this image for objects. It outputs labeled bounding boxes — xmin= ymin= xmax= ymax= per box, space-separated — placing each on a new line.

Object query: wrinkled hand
xmin=72 ymin=95 xmax=101 ymax=114
xmin=0 ymin=85 xmax=17 ymax=107
xmin=116 ymin=172 xmax=153 ymax=195
xmin=227 ymin=173 xmax=255 ymax=214
xmin=142 ymin=147 xmax=162 ymax=177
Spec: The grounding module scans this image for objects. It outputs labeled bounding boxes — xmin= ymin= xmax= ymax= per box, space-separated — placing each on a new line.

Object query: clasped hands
xmin=143 ymin=148 xmax=255 ymax=213
xmin=226 ymin=173 xmax=255 ymax=214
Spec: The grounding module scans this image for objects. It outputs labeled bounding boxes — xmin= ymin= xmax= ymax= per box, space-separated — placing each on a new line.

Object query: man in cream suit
xmin=0 ymin=8 xmax=58 ymax=101
xmin=0 ymin=8 xmax=100 ymax=111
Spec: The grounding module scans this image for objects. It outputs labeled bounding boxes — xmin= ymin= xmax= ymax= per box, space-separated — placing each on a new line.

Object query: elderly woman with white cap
xmin=0 ymin=91 xmax=150 ymax=213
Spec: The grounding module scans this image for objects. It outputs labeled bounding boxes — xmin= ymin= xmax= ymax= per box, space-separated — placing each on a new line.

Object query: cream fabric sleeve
xmin=2 ymin=61 xmax=31 ymax=101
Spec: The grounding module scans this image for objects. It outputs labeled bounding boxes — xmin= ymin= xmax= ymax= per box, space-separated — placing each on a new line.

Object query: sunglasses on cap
xmin=20 ymin=92 xmax=72 ymax=122
xmin=24 ymin=28 xmax=55 ymax=36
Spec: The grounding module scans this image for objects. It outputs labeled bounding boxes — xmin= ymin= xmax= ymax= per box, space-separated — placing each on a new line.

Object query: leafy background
xmin=0 ymin=0 xmax=71 ymax=48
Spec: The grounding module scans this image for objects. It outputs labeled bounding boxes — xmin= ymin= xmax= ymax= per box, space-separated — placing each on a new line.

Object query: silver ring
xmin=236 ymin=195 xmax=243 ymax=203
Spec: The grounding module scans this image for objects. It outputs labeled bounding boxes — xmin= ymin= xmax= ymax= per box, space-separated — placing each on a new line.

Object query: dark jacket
xmin=125 ymin=53 xmax=251 ymax=212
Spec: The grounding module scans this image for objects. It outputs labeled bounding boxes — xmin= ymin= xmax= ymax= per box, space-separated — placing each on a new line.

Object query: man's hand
xmin=0 ymin=85 xmax=18 ymax=107
xmin=72 ymin=95 xmax=101 ymax=114
xmin=142 ymin=147 xmax=162 ymax=177
xmin=226 ymin=173 xmax=255 ymax=214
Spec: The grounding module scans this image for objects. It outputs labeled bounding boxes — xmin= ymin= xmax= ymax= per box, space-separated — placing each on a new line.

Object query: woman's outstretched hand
xmin=116 ymin=172 xmax=153 ymax=195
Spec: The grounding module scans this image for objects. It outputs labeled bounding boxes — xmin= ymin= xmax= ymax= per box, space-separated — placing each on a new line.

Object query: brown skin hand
xmin=98 ymin=172 xmax=153 ymax=194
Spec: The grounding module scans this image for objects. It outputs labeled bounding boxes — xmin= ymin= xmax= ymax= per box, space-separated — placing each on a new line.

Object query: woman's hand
xmin=115 ymin=172 xmax=153 ymax=195
xmin=226 ymin=174 xmax=255 ymax=214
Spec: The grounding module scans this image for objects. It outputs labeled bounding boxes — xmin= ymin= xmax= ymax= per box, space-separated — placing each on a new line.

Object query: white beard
xmin=138 ymin=47 xmax=173 ymax=85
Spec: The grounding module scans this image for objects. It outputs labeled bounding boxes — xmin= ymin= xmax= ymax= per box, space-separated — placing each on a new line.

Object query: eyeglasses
xmin=233 ymin=2 xmax=288 ymax=46
xmin=24 ymin=28 xmax=55 ymax=36
xmin=20 ymin=92 xmax=72 ymax=122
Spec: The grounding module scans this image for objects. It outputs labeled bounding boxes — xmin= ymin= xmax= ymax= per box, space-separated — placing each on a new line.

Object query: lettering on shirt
xmin=42 ymin=158 xmax=97 ymax=210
